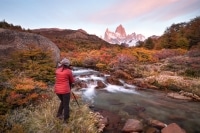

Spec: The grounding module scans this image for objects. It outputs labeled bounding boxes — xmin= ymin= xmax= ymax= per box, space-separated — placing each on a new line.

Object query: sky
xmin=1 ymin=0 xmax=200 ymax=38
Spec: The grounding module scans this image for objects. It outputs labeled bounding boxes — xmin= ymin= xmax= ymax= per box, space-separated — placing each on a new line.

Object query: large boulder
xmin=0 ymin=28 xmax=60 ymax=65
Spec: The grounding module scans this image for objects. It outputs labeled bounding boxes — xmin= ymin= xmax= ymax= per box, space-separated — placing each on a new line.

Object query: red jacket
xmin=54 ymin=67 xmax=75 ymax=94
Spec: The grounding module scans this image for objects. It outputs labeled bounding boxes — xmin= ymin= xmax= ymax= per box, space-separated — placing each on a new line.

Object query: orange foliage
xmin=6 ymin=91 xmax=23 ymax=105
xmin=5 ymin=77 xmax=48 ymax=108
xmin=96 ymin=63 xmax=107 ymax=70
xmin=7 ymin=91 xmax=22 ymax=101
xmin=11 ymin=77 xmax=47 ymax=92
xmin=61 ymin=47 xmax=159 ymax=69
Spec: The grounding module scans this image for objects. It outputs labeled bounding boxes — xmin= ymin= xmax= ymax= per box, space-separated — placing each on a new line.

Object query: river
xmin=72 ymin=67 xmax=200 ymax=133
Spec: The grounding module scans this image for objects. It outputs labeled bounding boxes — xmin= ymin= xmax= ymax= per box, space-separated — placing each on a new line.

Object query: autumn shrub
xmin=152 ymin=78 xmax=181 ymax=92
xmin=83 ymin=57 xmax=98 ymax=68
xmin=0 ymin=48 xmax=55 ymax=114
xmin=0 ymin=69 xmax=14 ymax=83
xmin=96 ymin=63 xmax=107 ymax=70
xmin=161 ymin=63 xmax=183 ymax=73
xmin=154 ymin=48 xmax=186 ymax=60
xmin=5 ymin=47 xmax=56 ymax=83
xmin=5 ymin=77 xmax=48 ymax=108
xmin=114 ymin=70 xmax=132 ymax=80
xmin=130 ymin=48 xmax=157 ymax=62
xmin=185 ymin=69 xmax=200 ymax=78
xmin=117 ymin=54 xmax=137 ymax=64
xmin=163 ymin=51 xmax=200 ymax=77
xmin=187 ymin=45 xmax=200 ymax=57
xmin=6 ymin=124 xmax=25 ymax=133
xmin=71 ymin=58 xmax=83 ymax=67
xmin=0 ymin=114 xmax=9 ymax=132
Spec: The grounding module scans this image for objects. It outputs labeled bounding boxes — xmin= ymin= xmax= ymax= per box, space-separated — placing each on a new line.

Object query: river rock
xmin=148 ymin=119 xmax=167 ymax=129
xmin=167 ymin=93 xmax=192 ymax=100
xmin=96 ymin=109 xmax=122 ymax=132
xmin=106 ymin=76 xmax=123 ymax=86
xmin=161 ymin=123 xmax=186 ymax=133
xmin=73 ymin=80 xmax=88 ymax=90
xmin=146 ymin=127 xmax=160 ymax=133
xmin=122 ymin=119 xmax=143 ymax=132
xmin=98 ymin=117 xmax=109 ymax=127
xmin=79 ymin=82 xmax=88 ymax=88
xmin=95 ymin=80 xmax=106 ymax=89
xmin=97 ymin=117 xmax=109 ymax=132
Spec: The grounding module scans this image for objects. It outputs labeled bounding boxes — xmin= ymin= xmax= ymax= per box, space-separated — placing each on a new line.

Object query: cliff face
xmin=0 ymin=28 xmax=60 ymax=64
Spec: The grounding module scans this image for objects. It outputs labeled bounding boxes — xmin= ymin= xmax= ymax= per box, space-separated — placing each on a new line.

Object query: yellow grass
xmin=7 ymin=91 xmax=101 ymax=133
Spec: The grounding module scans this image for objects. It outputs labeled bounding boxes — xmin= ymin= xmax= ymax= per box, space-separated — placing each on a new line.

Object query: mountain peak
xmin=115 ymin=24 xmax=126 ymax=37
xmin=104 ymin=25 xmax=145 ymax=47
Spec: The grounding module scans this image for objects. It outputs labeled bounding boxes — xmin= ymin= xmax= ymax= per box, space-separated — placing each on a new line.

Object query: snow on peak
xmin=104 ymin=25 xmax=145 ymax=47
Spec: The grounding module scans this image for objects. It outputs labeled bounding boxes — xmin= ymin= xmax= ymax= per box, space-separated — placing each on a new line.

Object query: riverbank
xmin=98 ymin=53 xmax=200 ymax=101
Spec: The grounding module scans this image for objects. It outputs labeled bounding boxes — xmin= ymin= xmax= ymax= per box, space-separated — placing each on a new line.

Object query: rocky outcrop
xmin=0 ymin=28 xmax=60 ymax=65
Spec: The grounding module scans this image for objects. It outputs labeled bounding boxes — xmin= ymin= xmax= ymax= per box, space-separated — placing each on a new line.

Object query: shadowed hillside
xmin=31 ymin=28 xmax=120 ymax=52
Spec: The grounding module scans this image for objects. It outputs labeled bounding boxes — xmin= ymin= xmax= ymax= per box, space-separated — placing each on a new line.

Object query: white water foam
xmin=124 ymin=83 xmax=137 ymax=89
xmin=72 ymin=69 xmax=97 ymax=76
xmin=75 ymin=75 xmax=105 ymax=82
xmin=81 ymin=84 xmax=97 ymax=103
xmin=105 ymin=84 xmax=139 ymax=94
xmin=90 ymin=75 xmax=104 ymax=81
xmin=74 ymin=68 xmax=140 ymax=102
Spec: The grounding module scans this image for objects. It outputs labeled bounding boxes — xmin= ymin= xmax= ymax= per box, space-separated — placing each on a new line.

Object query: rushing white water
xmin=72 ymin=67 xmax=200 ymax=133
xmin=81 ymin=84 xmax=96 ymax=104
xmin=73 ymin=68 xmax=139 ymax=101
xmin=76 ymin=75 xmax=104 ymax=82
xmin=104 ymin=84 xmax=139 ymax=94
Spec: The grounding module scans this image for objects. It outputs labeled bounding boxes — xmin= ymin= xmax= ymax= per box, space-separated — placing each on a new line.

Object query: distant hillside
xmin=31 ymin=28 xmax=117 ymax=52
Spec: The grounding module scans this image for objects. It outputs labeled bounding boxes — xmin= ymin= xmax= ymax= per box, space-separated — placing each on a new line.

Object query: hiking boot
xmin=57 ymin=115 xmax=63 ymax=120
xmin=64 ymin=119 xmax=69 ymax=123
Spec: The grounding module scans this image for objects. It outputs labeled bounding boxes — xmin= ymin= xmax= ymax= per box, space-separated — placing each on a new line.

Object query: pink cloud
xmin=156 ymin=0 xmax=200 ymax=21
xmin=88 ymin=0 xmax=200 ymax=24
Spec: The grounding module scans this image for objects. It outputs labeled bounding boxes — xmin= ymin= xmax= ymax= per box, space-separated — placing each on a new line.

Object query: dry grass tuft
xmin=7 ymin=92 xmax=101 ymax=133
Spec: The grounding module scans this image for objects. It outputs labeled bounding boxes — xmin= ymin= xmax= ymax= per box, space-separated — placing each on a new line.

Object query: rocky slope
xmin=31 ymin=28 xmax=112 ymax=51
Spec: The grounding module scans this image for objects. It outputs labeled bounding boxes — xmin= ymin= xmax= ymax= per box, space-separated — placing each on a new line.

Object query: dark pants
xmin=56 ymin=93 xmax=70 ymax=121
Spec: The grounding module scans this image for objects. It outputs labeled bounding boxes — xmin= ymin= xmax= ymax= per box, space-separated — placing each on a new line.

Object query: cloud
xmin=150 ymin=0 xmax=200 ymax=21
xmin=87 ymin=0 xmax=200 ymax=24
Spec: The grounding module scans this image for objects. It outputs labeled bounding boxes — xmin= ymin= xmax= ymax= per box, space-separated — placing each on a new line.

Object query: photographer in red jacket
xmin=54 ymin=58 xmax=75 ymax=123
